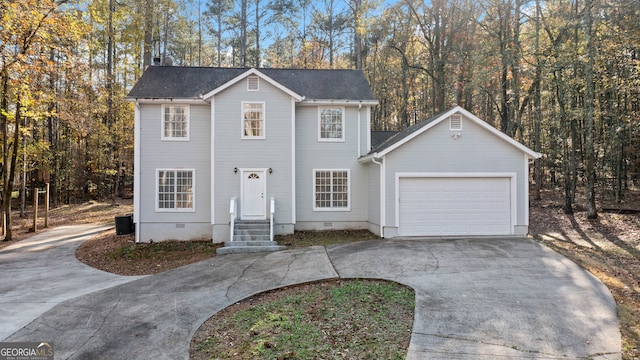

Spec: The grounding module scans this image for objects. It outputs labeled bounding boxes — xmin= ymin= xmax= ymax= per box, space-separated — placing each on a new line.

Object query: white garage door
xmin=398 ymin=177 xmax=512 ymax=236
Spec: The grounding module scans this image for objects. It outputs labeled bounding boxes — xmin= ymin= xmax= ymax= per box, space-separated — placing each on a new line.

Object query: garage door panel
xmin=399 ymin=177 xmax=511 ymax=236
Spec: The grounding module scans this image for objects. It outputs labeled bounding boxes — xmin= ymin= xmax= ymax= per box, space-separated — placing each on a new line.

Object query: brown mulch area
xmin=75 ymin=231 xmax=221 ymax=276
xmin=529 ymin=189 xmax=640 ymax=359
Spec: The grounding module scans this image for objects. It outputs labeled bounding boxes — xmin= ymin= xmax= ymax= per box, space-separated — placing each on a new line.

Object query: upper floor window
xmin=242 ymin=102 xmax=265 ymax=139
xmin=162 ymin=105 xmax=189 ymax=140
xmin=157 ymin=169 xmax=195 ymax=211
xmin=319 ymin=107 xmax=344 ymax=142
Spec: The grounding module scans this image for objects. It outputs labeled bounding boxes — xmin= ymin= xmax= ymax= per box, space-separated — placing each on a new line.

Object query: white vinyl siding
xmin=314 ymin=169 xmax=350 ymax=211
xmin=212 ymin=76 xmax=295 ymax=239
xmin=156 ymin=169 xmax=195 ymax=212
xmin=318 ymin=107 xmax=344 ymax=141
xmin=138 ymin=103 xmax=211 ymax=242
xmin=162 ymin=105 xmax=189 ymax=140
xmin=296 ymin=106 xmax=368 ymax=228
xmin=242 ymin=102 xmax=265 ymax=139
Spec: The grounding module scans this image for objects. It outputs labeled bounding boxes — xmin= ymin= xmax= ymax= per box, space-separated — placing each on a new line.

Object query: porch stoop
xmin=216 ymin=220 xmax=286 ymax=255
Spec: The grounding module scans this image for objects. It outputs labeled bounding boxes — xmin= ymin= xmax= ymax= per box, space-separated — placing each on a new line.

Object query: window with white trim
xmin=242 ymin=102 xmax=265 ymax=138
xmin=157 ymin=169 xmax=194 ymax=211
xmin=319 ymin=107 xmax=344 ymax=141
xmin=162 ymin=105 xmax=189 ymax=140
xmin=314 ymin=169 xmax=350 ymax=210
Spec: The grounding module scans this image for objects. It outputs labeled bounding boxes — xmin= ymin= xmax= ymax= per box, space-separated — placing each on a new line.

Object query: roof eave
xmin=357 ymin=152 xmax=381 ymax=163
xmin=125 ymin=97 xmax=208 ymax=104
xmin=201 ymin=68 xmax=303 ymax=101
xmin=454 ymin=106 xmax=543 ymax=159
xmin=375 ymin=107 xmax=460 ymax=157
xmin=376 ymin=106 xmax=542 ymax=159
xmin=299 ymin=99 xmax=379 ymax=106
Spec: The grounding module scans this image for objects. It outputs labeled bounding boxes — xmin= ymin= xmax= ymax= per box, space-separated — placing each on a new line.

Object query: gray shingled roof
xmin=371 ymin=131 xmax=398 ymax=149
xmin=371 ymin=112 xmax=442 ymax=154
xmin=127 ymin=66 xmax=377 ymax=101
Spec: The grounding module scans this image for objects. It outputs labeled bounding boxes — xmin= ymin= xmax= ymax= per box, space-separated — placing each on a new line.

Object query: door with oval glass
xmin=241 ymin=169 xmax=266 ymax=219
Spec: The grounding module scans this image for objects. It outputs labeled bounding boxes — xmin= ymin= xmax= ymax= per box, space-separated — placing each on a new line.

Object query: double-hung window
xmin=242 ymin=102 xmax=265 ymax=139
xmin=319 ymin=107 xmax=344 ymax=141
xmin=314 ymin=169 xmax=350 ymax=210
xmin=162 ymin=105 xmax=189 ymax=140
xmin=157 ymin=169 xmax=195 ymax=211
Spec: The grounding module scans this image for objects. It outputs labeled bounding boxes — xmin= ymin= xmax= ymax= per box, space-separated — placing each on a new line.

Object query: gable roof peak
xmin=371 ymin=106 xmax=541 ymax=159
xmin=200 ymin=67 xmax=303 ymax=100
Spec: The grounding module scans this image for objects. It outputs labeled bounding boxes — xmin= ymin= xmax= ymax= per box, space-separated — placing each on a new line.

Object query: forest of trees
xmin=1 ymin=0 xmax=639 ymax=239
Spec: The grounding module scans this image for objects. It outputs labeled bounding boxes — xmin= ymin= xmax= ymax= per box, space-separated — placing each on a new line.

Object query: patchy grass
xmin=190 ymin=279 xmax=415 ymax=360
xmin=276 ymin=229 xmax=379 ymax=249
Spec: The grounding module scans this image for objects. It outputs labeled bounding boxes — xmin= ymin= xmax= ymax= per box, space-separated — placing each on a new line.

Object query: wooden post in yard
xmin=45 ymin=183 xmax=49 ymax=228
xmin=32 ymin=187 xmax=38 ymax=232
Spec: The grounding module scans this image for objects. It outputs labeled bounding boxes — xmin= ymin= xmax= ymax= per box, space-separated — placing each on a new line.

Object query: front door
xmin=241 ymin=169 xmax=266 ymax=220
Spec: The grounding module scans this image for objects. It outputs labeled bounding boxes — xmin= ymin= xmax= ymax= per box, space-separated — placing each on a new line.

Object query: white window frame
xmin=241 ymin=101 xmax=266 ymax=139
xmin=156 ymin=168 xmax=196 ymax=212
xmin=313 ymin=169 xmax=350 ymax=211
xmin=161 ymin=104 xmax=190 ymax=141
xmin=318 ymin=107 xmax=345 ymax=142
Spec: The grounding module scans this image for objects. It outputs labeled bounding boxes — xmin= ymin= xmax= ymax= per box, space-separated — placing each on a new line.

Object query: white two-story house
xmin=127 ymin=66 xmax=540 ymax=249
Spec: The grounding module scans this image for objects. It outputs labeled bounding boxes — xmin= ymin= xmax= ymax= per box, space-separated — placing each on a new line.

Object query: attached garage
xmin=397 ymin=175 xmax=514 ymax=236
xmin=361 ymin=106 xmax=542 ymax=238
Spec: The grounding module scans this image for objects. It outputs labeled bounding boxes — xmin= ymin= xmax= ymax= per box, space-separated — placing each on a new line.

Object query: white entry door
xmin=241 ymin=169 xmax=266 ymax=219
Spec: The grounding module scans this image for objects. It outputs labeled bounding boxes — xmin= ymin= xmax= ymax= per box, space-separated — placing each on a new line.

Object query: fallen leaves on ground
xmin=529 ymin=190 xmax=640 ymax=359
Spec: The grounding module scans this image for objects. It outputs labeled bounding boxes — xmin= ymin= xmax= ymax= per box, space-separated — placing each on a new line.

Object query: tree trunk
xmin=1 ymin=71 xmax=8 ymax=239
xmin=352 ymin=0 xmax=362 ymax=70
xmin=2 ymin=94 xmax=21 ymax=241
xmin=533 ymin=0 xmax=542 ymax=200
xmin=255 ymin=0 xmax=261 ymax=68
xmin=240 ymin=0 xmax=247 ymax=67
xmin=143 ymin=0 xmax=154 ymax=68
xmin=583 ymin=0 xmax=597 ymax=219
xmin=555 ymin=69 xmax=574 ymax=214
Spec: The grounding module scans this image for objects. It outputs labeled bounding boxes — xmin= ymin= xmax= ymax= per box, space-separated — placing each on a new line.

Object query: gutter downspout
xmin=133 ymin=100 xmax=141 ymax=243
xmin=357 ymin=102 xmax=362 ymax=157
xmin=371 ymin=153 xmax=384 ymax=238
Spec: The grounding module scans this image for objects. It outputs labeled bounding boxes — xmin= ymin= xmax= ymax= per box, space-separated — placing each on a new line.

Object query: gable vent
xmin=247 ymin=76 xmax=259 ymax=91
xmin=449 ymin=114 xmax=462 ymax=131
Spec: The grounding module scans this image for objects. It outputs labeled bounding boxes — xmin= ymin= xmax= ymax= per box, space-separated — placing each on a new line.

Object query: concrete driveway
xmin=1 ymin=227 xmax=621 ymax=359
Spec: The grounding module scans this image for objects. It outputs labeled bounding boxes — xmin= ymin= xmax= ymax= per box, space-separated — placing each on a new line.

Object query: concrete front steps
xmin=216 ymin=220 xmax=286 ymax=255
